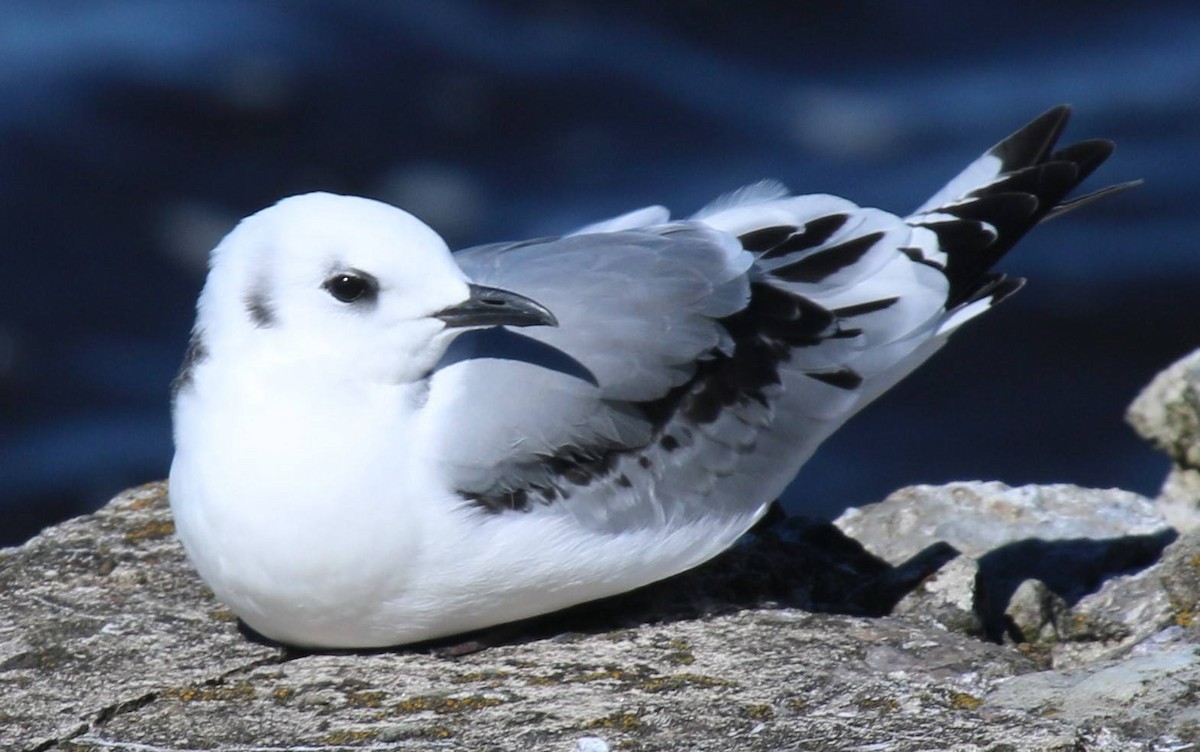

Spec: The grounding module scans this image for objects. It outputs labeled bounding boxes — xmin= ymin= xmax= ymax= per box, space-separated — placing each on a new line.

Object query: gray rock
xmin=836 ymin=481 xmax=1177 ymax=646
xmin=0 ymin=483 xmax=1178 ymax=751
xmin=835 ymin=482 xmax=1170 ymax=564
xmin=1158 ymin=529 xmax=1200 ymax=632
xmin=1127 ymin=346 xmax=1200 ymax=531
xmin=891 ymin=554 xmax=982 ymax=636
xmin=1051 ymin=561 xmax=1176 ymax=669
xmin=986 ymin=631 xmax=1200 ymax=742
xmin=1004 ymin=579 xmax=1069 ymax=645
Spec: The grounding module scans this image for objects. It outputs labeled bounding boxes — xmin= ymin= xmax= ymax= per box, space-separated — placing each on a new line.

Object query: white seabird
xmin=169 ymin=106 xmax=1130 ymax=648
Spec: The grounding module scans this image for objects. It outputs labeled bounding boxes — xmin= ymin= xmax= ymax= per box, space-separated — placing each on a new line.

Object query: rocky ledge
xmin=3 ymin=348 xmax=1199 ymax=752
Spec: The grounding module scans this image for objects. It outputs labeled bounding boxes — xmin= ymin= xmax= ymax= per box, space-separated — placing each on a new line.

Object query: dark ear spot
xmin=245 ymin=288 xmax=276 ymax=328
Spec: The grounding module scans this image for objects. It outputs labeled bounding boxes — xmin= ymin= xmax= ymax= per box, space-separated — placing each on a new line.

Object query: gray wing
xmin=419 ymin=224 xmax=769 ymax=528
xmin=420 ymin=105 xmax=1119 ymax=538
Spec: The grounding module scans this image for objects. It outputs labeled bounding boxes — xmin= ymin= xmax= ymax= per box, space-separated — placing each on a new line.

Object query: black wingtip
xmin=988 ymin=104 xmax=1073 ymax=171
xmin=1049 ymin=138 xmax=1116 ymax=184
xmin=1041 ymin=178 xmax=1143 ymax=222
xmin=935 ymin=107 xmax=1133 ymax=309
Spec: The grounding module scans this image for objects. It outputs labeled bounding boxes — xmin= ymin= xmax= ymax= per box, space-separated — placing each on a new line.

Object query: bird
xmin=169 ymin=106 xmax=1130 ymax=648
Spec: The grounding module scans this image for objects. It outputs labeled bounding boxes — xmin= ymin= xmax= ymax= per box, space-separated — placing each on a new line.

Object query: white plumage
xmin=169 ymin=106 xmax=1126 ymax=648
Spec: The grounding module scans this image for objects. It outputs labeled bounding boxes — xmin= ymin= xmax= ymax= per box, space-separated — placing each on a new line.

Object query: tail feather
xmin=911 ymin=106 xmax=1125 ymax=307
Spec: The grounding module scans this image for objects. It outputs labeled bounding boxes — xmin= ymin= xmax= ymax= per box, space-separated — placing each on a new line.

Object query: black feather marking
xmin=463 ymin=487 xmax=532 ymax=513
xmin=759 ymin=214 xmax=850 ymax=260
xmin=983 ymin=277 xmax=1025 ymax=305
xmin=939 ymin=157 xmax=1094 ymax=307
xmin=988 ymin=105 xmax=1072 ymax=172
xmin=970 ymin=161 xmax=1078 ymax=203
xmin=963 ymin=274 xmax=1025 ymax=307
xmin=1048 ymin=139 xmax=1115 ymax=185
xmin=546 ymin=446 xmax=620 ymax=487
xmin=772 ymin=231 xmax=885 ymax=283
xmin=746 ymin=284 xmax=837 ymax=346
xmin=462 ymin=439 xmax=636 ymax=513
xmin=830 ymin=327 xmax=863 ymax=339
xmin=680 ymin=282 xmax=840 ymax=425
xmin=1041 ymin=180 xmax=1142 ymax=222
xmin=943 ymin=193 xmax=1039 ymax=225
xmin=739 ymin=225 xmax=795 ymax=253
xmin=463 ymin=282 xmax=846 ymax=513
xmin=832 ymin=297 xmax=900 ymax=318
xmin=805 ymin=368 xmax=863 ymax=390
xmin=918 ymin=219 xmax=996 ymax=254
xmin=898 ymin=246 xmax=943 ymax=269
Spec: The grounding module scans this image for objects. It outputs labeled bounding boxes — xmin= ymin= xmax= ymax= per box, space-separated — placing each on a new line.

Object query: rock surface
xmin=0 ymin=481 xmax=1195 ymax=751
xmin=1128 ymin=347 xmax=1200 ymax=531
xmin=5 ymin=348 xmax=1200 ymax=751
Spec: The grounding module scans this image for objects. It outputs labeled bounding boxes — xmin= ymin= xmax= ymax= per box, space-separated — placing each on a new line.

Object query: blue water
xmin=1 ymin=1 xmax=1197 ymax=546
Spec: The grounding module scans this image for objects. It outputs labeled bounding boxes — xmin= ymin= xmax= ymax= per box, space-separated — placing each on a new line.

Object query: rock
xmin=986 ymin=629 xmax=1200 ymax=742
xmin=1003 ymin=579 xmax=1069 ymax=645
xmin=1159 ymin=467 xmax=1200 ymax=531
xmin=0 ymin=482 xmax=1185 ymax=750
xmin=1127 ymin=346 xmax=1200 ymax=531
xmin=891 ymin=554 xmax=982 ymax=636
xmin=836 ymin=481 xmax=1177 ymax=645
xmin=1052 ymin=559 xmax=1177 ymax=669
xmin=835 ymin=482 xmax=1171 ymax=564
xmin=1159 ymin=529 xmax=1200 ymax=631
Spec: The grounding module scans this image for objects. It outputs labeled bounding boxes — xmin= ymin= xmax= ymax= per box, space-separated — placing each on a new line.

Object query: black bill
xmin=434 ymin=284 xmax=558 ymax=329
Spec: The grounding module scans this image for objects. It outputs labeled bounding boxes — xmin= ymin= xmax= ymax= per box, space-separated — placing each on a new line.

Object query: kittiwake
xmin=169 ymin=106 xmax=1131 ymax=648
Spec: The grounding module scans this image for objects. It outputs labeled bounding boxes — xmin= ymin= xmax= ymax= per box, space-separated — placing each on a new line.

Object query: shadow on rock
xmin=976 ymin=528 xmax=1178 ymax=642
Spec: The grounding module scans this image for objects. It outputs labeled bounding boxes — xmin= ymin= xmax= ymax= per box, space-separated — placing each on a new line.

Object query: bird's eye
xmin=323 ymin=272 xmax=378 ymax=304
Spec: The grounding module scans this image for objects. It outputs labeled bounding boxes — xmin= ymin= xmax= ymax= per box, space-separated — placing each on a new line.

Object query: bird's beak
xmin=434 ymin=284 xmax=558 ymax=329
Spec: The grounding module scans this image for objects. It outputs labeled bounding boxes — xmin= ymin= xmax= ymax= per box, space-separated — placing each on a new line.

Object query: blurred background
xmin=1 ymin=1 xmax=1196 ymax=547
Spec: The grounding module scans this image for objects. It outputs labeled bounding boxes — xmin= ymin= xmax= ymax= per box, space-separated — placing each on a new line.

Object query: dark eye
xmin=323 ymin=272 xmax=378 ymax=304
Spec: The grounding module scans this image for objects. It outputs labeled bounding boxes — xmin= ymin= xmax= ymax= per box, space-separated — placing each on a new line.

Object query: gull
xmin=169 ymin=106 xmax=1130 ymax=648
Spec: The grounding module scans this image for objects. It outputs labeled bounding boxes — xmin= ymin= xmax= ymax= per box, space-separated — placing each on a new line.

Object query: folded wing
xmin=420 ymin=106 xmax=1121 ymax=549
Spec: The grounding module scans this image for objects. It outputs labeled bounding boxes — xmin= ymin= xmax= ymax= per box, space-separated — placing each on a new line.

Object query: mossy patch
xmin=580 ymin=710 xmax=648 ymax=732
xmin=854 ymin=694 xmax=900 ymax=713
xmin=654 ymin=636 xmax=697 ymax=665
xmin=450 ymin=669 xmax=511 ymax=684
xmin=742 ymin=703 xmax=775 ymax=720
xmin=165 ymin=682 xmax=255 ymax=703
xmin=345 ymin=690 xmax=387 ymax=708
xmin=949 ymin=691 xmax=984 ymax=710
xmin=320 ymin=729 xmax=379 ymax=744
xmin=208 ymin=607 xmax=237 ymax=622
xmin=392 ymin=693 xmax=507 ymax=715
xmin=125 ymin=490 xmax=168 ymax=511
xmin=638 ymin=673 xmax=736 ymax=693
xmin=123 ymin=520 xmax=176 ymax=543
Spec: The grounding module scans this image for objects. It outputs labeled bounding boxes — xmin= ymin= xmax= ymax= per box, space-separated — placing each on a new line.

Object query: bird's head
xmin=192 ymin=192 xmax=556 ymax=385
